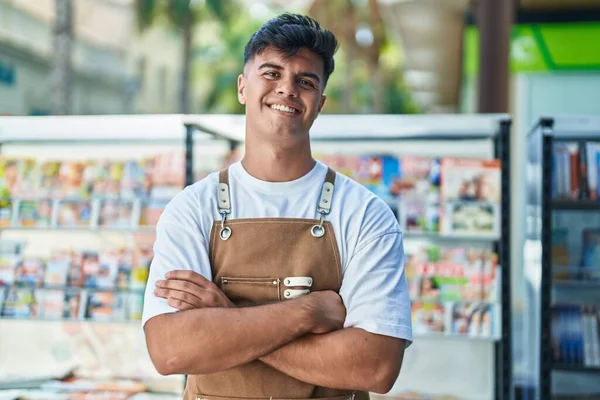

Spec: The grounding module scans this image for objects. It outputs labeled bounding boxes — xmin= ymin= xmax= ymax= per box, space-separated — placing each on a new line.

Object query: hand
xmin=154 ymin=270 xmax=236 ymax=311
xmin=303 ymin=290 xmax=346 ymax=334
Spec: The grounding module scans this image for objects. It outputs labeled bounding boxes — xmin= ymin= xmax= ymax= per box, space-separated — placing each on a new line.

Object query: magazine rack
xmin=527 ymin=116 xmax=600 ymax=400
xmin=0 ymin=113 xmax=513 ymax=399
xmin=0 ymin=114 xmax=234 ymax=395
xmin=185 ymin=113 xmax=514 ymax=400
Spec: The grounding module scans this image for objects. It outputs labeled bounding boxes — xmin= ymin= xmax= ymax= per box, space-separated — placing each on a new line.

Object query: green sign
xmin=464 ymin=22 xmax=600 ymax=73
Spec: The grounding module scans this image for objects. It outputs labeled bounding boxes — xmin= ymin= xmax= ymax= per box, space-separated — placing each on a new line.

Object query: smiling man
xmin=142 ymin=13 xmax=413 ymax=400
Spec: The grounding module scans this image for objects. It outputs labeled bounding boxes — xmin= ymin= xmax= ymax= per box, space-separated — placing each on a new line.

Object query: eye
xmin=299 ymin=79 xmax=315 ymax=88
xmin=264 ymin=71 xmax=279 ymax=78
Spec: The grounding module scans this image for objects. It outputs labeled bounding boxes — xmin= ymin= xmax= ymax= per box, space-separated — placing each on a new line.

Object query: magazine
xmin=38 ymin=289 xmax=66 ymax=319
xmin=15 ymin=257 xmax=45 ymax=287
xmin=56 ymin=200 xmax=93 ymax=228
xmin=1 ymin=287 xmax=39 ymax=318
xmin=0 ymin=254 xmax=20 ymax=286
xmin=16 ymin=199 xmax=54 ymax=227
xmin=439 ymin=158 xmax=501 ymax=237
xmin=86 ymin=292 xmax=128 ymax=322
xmin=450 ymin=302 xmax=496 ymax=337
xmin=44 ymin=250 xmax=71 ymax=287
xmin=98 ymin=199 xmax=135 ymax=229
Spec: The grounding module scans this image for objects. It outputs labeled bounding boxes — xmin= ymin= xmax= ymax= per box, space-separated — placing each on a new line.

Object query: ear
xmin=237 ymin=74 xmax=246 ymax=105
xmin=317 ymin=95 xmax=326 ymax=113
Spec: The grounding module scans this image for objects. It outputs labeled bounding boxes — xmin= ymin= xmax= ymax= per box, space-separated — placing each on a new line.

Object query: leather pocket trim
xmin=221 ymin=276 xmax=281 ymax=303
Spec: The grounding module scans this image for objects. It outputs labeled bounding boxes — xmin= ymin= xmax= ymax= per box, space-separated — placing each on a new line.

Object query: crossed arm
xmin=144 ymin=271 xmax=406 ymax=394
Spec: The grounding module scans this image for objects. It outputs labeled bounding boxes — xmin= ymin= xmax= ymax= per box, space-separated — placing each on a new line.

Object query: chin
xmin=266 ymin=121 xmax=302 ymax=136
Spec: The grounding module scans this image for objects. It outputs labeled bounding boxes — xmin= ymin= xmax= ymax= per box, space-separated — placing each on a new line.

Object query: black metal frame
xmin=184 ymin=117 xmax=514 ymax=400
xmin=539 ymin=117 xmax=554 ymax=400
xmin=495 ymin=118 xmax=513 ymax=400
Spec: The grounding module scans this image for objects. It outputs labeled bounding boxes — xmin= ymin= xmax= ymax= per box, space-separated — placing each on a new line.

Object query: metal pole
xmin=476 ymin=0 xmax=513 ymax=113
xmin=539 ymin=118 xmax=554 ymax=400
xmin=497 ymin=119 xmax=513 ymax=400
xmin=185 ymin=124 xmax=194 ymax=187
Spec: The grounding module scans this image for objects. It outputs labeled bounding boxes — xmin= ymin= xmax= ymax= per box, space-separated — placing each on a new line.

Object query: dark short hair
xmin=243 ymin=13 xmax=338 ymax=88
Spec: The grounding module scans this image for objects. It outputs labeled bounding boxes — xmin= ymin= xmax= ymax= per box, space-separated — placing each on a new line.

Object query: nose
xmin=276 ymin=77 xmax=298 ymax=98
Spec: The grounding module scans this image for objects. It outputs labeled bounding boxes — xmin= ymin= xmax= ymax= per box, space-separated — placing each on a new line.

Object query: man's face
xmin=237 ymin=46 xmax=327 ymax=141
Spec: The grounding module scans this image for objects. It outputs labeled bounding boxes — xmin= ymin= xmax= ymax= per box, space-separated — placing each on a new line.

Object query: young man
xmin=142 ymin=13 xmax=412 ymax=400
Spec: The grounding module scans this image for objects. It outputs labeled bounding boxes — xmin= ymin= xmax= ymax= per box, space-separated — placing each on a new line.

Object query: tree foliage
xmin=135 ymin=0 xmax=229 ymax=32
xmin=134 ymin=0 xmax=419 ymax=114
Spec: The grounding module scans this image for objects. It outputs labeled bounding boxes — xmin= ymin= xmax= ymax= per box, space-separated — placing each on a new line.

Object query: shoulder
xmin=332 ymin=169 xmax=401 ymax=241
xmin=158 ymin=172 xmax=219 ymax=231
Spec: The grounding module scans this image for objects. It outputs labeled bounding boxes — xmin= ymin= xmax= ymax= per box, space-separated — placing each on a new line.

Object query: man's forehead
xmin=252 ymin=47 xmax=323 ymax=73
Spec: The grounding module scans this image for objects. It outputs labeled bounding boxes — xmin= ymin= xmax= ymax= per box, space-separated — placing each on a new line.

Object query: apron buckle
xmin=219 ymin=211 xmax=232 ymax=240
xmin=311 ymin=213 xmax=326 ymax=238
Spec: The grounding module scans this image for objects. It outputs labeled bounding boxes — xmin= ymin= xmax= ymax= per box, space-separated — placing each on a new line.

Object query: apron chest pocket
xmin=221 ymin=277 xmax=281 ymax=305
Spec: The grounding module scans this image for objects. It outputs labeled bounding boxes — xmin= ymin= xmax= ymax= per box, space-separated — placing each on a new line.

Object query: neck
xmin=241 ymin=135 xmax=315 ymax=182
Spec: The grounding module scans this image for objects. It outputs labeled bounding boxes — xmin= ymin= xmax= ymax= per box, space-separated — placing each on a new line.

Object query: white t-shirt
xmin=142 ymin=160 xmax=413 ymax=344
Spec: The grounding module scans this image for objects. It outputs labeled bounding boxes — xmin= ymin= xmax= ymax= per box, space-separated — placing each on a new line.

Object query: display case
xmin=0 ymin=114 xmax=233 ymax=398
xmin=527 ymin=116 xmax=600 ymax=400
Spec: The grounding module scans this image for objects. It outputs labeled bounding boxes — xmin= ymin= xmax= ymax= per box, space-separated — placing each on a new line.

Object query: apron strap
xmin=312 ymin=167 xmax=336 ymax=238
xmin=317 ymin=167 xmax=336 ymax=215
xmin=217 ymin=168 xmax=232 ymax=240
xmin=215 ymin=165 xmax=336 ymax=240
xmin=217 ymin=168 xmax=231 ymax=215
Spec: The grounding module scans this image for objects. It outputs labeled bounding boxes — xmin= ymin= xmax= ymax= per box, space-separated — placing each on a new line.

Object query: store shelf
xmin=552 ymin=364 xmax=600 ymax=373
xmin=0 ymin=284 xmax=145 ymax=294
xmin=553 ymin=280 xmax=600 ymax=289
xmin=0 ymin=317 xmax=142 ymax=324
xmin=403 ymin=231 xmax=499 ymax=242
xmin=0 ymin=226 xmax=156 ymax=233
xmin=413 ymin=332 xmax=498 ymax=342
xmin=551 ymin=200 xmax=600 ymax=211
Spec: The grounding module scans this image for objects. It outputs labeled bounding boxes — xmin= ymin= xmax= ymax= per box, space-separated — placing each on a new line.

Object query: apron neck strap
xmin=219 ymin=168 xmax=230 ymax=185
xmin=217 ymin=166 xmax=336 ymax=216
xmin=317 ymin=167 xmax=336 ymax=216
xmin=324 ymin=167 xmax=336 ymax=185
xmin=217 ymin=168 xmax=231 ymax=215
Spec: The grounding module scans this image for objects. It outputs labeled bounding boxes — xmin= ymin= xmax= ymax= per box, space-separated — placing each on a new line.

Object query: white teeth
xmin=271 ymin=104 xmax=296 ymax=114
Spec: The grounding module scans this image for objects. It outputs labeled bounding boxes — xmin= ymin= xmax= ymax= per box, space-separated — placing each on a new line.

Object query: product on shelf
xmin=0 ymin=244 xmax=152 ymax=322
xmin=314 ymin=153 xmax=501 ymax=238
xmin=552 ymin=142 xmax=600 ymax=201
xmin=0 ymin=152 xmax=188 ymax=230
xmin=551 ymin=226 xmax=600 ymax=282
xmin=551 ymin=304 xmax=600 ymax=367
xmin=439 ymin=158 xmax=501 ymax=238
xmin=406 ymin=245 xmax=499 ymax=338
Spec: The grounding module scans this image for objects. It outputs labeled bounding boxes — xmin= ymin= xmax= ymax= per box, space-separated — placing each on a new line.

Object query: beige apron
xmin=183 ymin=167 xmax=370 ymax=400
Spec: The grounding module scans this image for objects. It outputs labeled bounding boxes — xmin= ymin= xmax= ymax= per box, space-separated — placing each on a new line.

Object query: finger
xmin=155 ymin=288 xmax=203 ymax=308
xmin=167 ymin=297 xmax=196 ymax=311
xmin=165 ymin=270 xmax=213 ymax=288
xmin=154 ymin=287 xmax=168 ymax=299
xmin=156 ymin=279 xmax=206 ymax=303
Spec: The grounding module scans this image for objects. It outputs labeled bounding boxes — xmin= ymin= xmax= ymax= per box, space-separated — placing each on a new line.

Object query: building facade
xmin=0 ymin=0 xmax=185 ymax=116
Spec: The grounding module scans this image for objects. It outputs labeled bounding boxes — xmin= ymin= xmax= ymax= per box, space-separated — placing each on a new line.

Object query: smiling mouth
xmin=270 ymin=104 xmax=299 ymax=115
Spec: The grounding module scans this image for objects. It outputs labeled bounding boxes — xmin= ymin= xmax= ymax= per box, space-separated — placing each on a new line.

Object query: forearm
xmin=144 ymin=299 xmax=314 ymax=375
xmin=259 ymin=328 xmax=404 ymax=394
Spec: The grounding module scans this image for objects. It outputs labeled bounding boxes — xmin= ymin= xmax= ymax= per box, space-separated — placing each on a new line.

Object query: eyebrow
xmin=258 ymin=62 xmax=321 ymax=84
